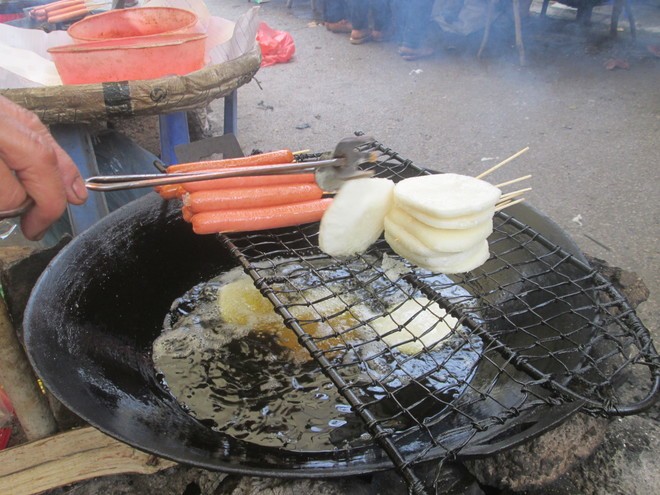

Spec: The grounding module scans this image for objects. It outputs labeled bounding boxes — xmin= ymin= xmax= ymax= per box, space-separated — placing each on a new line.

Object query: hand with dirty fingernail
xmin=0 ymin=95 xmax=87 ymax=241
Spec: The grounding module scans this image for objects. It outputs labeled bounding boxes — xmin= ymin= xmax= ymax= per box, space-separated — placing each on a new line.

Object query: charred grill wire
xmin=218 ymin=141 xmax=658 ymax=495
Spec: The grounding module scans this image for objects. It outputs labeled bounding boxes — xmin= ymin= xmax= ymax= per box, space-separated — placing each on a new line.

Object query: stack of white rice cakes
xmin=386 ymin=174 xmax=501 ymax=273
xmin=319 ymin=174 xmax=501 ymax=274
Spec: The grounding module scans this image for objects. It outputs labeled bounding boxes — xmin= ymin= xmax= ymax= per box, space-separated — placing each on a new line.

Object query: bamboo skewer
xmin=473 ymin=147 xmax=532 ymax=210
xmin=495 ymin=197 xmax=526 ymax=211
xmin=494 ymin=174 xmax=532 ymax=189
xmin=496 ymin=186 xmax=530 ymax=210
xmin=476 ymin=147 xmax=529 ymax=180
xmin=500 ymin=187 xmax=532 ymax=201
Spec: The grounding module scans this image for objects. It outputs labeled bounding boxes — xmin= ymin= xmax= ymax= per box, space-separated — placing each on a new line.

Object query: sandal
xmin=398 ymin=45 xmax=434 ymax=61
xmin=350 ymin=29 xmax=371 ymax=45
xmin=325 ymin=19 xmax=352 ymax=34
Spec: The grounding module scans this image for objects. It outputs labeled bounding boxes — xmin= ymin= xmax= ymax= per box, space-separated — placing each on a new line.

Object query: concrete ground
xmin=210 ymin=0 xmax=659 ymax=337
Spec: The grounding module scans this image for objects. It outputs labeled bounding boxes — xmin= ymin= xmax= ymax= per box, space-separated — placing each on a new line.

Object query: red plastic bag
xmin=256 ymin=22 xmax=295 ymax=67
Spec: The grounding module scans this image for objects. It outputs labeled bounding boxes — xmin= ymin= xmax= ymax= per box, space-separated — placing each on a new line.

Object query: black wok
xmin=23 ymin=190 xmax=590 ymax=475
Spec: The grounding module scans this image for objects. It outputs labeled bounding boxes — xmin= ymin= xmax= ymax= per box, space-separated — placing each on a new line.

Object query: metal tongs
xmin=85 ymin=136 xmax=377 ymax=193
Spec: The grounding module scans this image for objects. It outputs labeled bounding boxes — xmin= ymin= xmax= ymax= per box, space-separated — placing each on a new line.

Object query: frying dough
xmin=394 ymin=174 xmax=501 ymax=219
xmin=319 ymin=177 xmax=394 ymax=257
xmin=370 ymin=297 xmax=457 ymax=355
xmin=385 ymin=207 xmax=493 ymax=253
xmin=218 ymin=271 xmax=367 ymax=362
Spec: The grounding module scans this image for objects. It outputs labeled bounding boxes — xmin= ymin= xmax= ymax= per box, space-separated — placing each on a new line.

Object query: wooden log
xmin=0 ymin=297 xmax=58 ymax=441
xmin=0 ymin=426 xmax=177 ymax=495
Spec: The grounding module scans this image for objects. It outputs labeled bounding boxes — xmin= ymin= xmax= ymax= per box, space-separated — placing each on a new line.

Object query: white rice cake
xmin=370 ymin=297 xmax=457 ymax=355
xmin=385 ymin=207 xmax=493 ymax=253
xmin=385 ymin=235 xmax=490 ymax=274
xmin=394 ymin=173 xmax=501 ymax=219
xmin=319 ymin=177 xmax=394 ymax=257
xmin=396 ymin=203 xmax=496 ymax=229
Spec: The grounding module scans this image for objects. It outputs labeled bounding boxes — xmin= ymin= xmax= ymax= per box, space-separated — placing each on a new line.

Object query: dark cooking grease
xmin=152 ymin=256 xmax=483 ymax=452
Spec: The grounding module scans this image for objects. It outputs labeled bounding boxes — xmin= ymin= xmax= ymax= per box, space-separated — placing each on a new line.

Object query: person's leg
xmin=324 ymin=0 xmax=344 ymax=22
xmin=349 ymin=0 xmax=371 ymax=43
xmin=398 ymin=0 xmax=435 ymax=59
xmin=399 ymin=0 xmax=434 ymax=49
xmin=371 ymin=0 xmax=392 ymax=34
xmin=325 ymin=0 xmax=352 ymax=32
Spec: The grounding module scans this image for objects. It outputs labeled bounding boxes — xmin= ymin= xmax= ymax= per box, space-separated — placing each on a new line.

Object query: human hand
xmin=0 ymin=96 xmax=88 ymax=241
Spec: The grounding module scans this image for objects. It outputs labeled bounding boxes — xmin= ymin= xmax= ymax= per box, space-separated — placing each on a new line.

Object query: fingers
xmin=0 ymin=119 xmax=66 ymax=239
xmin=31 ymin=118 xmax=88 ymax=207
xmin=4 ymin=97 xmax=88 ymax=206
xmin=0 ymin=96 xmax=87 ymax=240
xmin=0 ymin=157 xmax=28 ymax=208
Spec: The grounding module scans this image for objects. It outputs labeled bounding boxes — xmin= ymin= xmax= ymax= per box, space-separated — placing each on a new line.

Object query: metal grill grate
xmin=218 ymin=140 xmax=659 ymax=494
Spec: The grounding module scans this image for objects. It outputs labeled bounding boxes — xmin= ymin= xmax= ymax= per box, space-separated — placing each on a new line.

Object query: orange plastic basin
xmin=48 ymin=33 xmax=207 ymax=85
xmin=67 ymin=7 xmax=199 ymax=43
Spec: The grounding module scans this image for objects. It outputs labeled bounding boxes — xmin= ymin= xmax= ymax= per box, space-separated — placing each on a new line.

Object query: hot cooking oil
xmin=152 ymin=258 xmax=483 ymax=453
